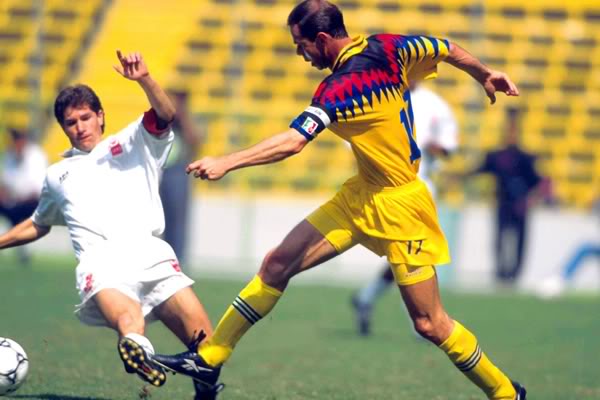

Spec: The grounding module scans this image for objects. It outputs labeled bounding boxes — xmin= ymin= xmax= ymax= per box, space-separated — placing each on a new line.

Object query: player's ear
xmin=98 ymin=109 xmax=105 ymax=133
xmin=315 ymin=32 xmax=329 ymax=50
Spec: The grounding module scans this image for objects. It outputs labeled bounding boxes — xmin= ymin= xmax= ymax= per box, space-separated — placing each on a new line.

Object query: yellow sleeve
xmin=399 ymin=36 xmax=450 ymax=82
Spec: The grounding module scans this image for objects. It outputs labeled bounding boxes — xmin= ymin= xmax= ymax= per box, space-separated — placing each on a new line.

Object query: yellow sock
xmin=439 ymin=321 xmax=516 ymax=400
xmin=199 ymin=275 xmax=282 ymax=367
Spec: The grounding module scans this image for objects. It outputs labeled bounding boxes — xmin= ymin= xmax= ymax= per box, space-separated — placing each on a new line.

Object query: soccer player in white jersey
xmin=0 ymin=51 xmax=222 ymax=400
xmin=351 ymin=82 xmax=458 ymax=336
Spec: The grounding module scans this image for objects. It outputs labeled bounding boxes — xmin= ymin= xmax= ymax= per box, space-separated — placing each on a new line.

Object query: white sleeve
xmin=32 ymin=175 xmax=65 ymax=227
xmin=431 ymin=96 xmax=458 ymax=153
xmin=115 ymin=112 xmax=174 ymax=169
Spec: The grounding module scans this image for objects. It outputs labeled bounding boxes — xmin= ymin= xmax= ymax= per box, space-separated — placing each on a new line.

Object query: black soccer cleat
xmin=118 ymin=336 xmax=167 ymax=387
xmin=152 ymin=349 xmax=221 ymax=386
xmin=153 ymin=330 xmax=223 ymax=397
xmin=351 ymin=295 xmax=372 ymax=336
xmin=194 ymin=380 xmax=226 ymax=400
xmin=512 ymin=380 xmax=527 ymax=400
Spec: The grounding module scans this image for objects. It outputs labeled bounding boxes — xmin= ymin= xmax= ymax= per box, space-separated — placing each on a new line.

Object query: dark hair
xmin=54 ymin=84 xmax=104 ymax=131
xmin=287 ymin=0 xmax=348 ymax=41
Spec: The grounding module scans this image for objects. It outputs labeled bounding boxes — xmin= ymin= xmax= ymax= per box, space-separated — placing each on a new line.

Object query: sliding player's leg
xmin=154 ymin=287 xmax=220 ymax=398
xmin=394 ymin=266 xmax=525 ymax=399
xmin=94 ymin=289 xmax=167 ymax=387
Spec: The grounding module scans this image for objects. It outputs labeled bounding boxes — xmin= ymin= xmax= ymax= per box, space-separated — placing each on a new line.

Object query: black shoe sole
xmin=118 ymin=337 xmax=167 ymax=387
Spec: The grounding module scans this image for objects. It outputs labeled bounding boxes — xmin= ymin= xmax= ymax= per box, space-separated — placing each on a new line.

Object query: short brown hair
xmin=54 ymin=84 xmax=105 ymax=132
xmin=287 ymin=0 xmax=348 ymax=41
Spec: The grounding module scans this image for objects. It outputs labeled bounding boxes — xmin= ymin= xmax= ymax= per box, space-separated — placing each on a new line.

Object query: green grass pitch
xmin=1 ymin=254 xmax=599 ymax=399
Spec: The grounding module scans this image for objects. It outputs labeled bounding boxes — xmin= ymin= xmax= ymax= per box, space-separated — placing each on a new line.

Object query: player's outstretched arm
xmin=113 ymin=50 xmax=176 ymax=124
xmin=444 ymin=43 xmax=519 ymax=104
xmin=0 ymin=218 xmax=50 ymax=250
xmin=186 ymin=128 xmax=308 ymax=180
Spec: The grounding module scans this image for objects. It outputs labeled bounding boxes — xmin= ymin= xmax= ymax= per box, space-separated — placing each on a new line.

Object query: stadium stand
xmin=15 ymin=0 xmax=598 ymax=208
xmin=0 ymin=0 xmax=108 ymax=142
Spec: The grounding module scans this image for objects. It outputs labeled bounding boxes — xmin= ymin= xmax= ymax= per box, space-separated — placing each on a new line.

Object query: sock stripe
xmin=456 ymin=345 xmax=482 ymax=372
xmin=235 ymin=296 xmax=262 ymax=322
xmin=232 ymin=299 xmax=258 ymax=324
xmin=232 ymin=297 xmax=261 ymax=324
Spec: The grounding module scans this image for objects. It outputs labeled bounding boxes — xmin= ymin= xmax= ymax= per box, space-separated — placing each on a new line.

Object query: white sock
xmin=124 ymin=333 xmax=155 ymax=356
xmin=356 ymin=276 xmax=390 ymax=306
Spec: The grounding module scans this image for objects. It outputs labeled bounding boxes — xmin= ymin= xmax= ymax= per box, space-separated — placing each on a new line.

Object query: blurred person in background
xmin=469 ymin=107 xmax=549 ymax=285
xmin=351 ymin=81 xmax=458 ymax=336
xmin=536 ymin=196 xmax=600 ymax=298
xmin=160 ymin=89 xmax=203 ymax=268
xmin=0 ymin=51 xmax=221 ymax=400
xmin=154 ymin=1 xmax=527 ymax=399
xmin=0 ymin=128 xmax=48 ymax=264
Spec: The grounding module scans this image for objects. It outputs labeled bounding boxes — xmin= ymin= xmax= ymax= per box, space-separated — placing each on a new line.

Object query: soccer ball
xmin=0 ymin=338 xmax=29 ymax=395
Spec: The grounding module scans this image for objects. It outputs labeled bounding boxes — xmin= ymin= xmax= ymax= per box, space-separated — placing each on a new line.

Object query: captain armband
xmin=289 ymin=105 xmax=332 ymax=141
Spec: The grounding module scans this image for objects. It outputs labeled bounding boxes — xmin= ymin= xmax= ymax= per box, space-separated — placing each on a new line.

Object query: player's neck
xmin=329 ymin=36 xmax=355 ymax=69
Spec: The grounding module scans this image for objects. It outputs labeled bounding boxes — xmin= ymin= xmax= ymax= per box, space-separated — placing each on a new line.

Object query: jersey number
xmin=399 ymin=90 xmax=421 ymax=163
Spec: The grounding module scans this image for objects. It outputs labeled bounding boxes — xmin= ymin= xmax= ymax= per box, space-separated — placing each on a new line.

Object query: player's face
xmin=291 ymin=25 xmax=329 ymax=70
xmin=61 ymin=104 xmax=104 ymax=152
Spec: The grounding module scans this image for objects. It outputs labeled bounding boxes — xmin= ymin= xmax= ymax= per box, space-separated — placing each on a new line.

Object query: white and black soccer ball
xmin=0 ymin=338 xmax=29 ymax=396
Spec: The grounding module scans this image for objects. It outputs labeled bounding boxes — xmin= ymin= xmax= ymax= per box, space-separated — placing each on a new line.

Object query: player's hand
xmin=481 ymin=70 xmax=519 ymax=104
xmin=113 ymin=50 xmax=149 ymax=81
xmin=186 ymin=157 xmax=229 ymax=180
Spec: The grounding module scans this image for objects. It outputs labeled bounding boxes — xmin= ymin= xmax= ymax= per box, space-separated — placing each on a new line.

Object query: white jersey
xmin=32 ymin=113 xmax=175 ymax=264
xmin=412 ymin=86 xmax=458 ymax=195
xmin=1 ymin=143 xmax=47 ymax=204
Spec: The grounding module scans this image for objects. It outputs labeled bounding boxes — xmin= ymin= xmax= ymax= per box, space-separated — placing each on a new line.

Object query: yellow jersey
xmin=291 ymin=34 xmax=450 ymax=187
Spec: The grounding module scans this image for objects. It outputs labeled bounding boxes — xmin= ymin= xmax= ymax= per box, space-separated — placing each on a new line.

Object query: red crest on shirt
xmin=109 ymin=138 xmax=123 ymax=156
xmin=84 ymin=273 xmax=94 ymax=293
xmin=170 ymin=260 xmax=182 ymax=272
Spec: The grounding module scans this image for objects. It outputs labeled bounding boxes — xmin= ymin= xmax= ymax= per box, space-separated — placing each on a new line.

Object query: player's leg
xmin=94 ymin=289 xmax=167 ymax=386
xmin=94 ymin=288 xmax=145 ymax=336
xmin=510 ymin=215 xmax=527 ymax=282
xmin=154 ymin=286 xmax=213 ymax=344
xmin=395 ymin=266 xmax=523 ymax=400
xmin=351 ymin=265 xmax=395 ymax=335
xmin=199 ymin=219 xmax=339 ymax=367
xmin=154 ymin=287 xmax=219 ymax=399
xmin=495 ymin=209 xmax=510 ymax=282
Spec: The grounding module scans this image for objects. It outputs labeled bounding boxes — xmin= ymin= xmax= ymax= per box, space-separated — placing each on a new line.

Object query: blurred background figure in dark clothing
xmin=470 ymin=108 xmax=550 ymax=284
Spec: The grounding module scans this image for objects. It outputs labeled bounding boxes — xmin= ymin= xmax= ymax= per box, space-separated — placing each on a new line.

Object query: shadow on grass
xmin=11 ymin=394 xmax=111 ymax=400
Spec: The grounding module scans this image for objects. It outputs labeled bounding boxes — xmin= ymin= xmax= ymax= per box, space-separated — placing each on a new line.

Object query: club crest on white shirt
xmin=109 ymin=138 xmax=123 ymax=156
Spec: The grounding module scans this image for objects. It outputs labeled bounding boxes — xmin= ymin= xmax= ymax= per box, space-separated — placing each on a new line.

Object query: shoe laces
xmin=188 ymin=330 xmax=207 ymax=351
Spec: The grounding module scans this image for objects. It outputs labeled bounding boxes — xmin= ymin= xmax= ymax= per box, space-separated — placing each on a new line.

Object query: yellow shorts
xmin=306 ymin=176 xmax=450 ymax=285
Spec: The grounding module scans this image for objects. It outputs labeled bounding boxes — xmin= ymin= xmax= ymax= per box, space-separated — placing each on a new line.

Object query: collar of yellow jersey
xmin=331 ymin=35 xmax=368 ymax=72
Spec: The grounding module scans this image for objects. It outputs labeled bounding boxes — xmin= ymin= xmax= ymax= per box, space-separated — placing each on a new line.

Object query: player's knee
xmin=260 ymin=248 xmax=296 ymax=283
xmin=117 ymin=311 xmax=144 ymax=336
xmin=412 ymin=314 xmax=449 ymax=344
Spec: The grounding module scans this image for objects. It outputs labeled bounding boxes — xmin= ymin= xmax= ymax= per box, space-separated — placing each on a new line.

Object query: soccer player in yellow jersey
xmin=154 ymin=1 xmax=525 ymax=399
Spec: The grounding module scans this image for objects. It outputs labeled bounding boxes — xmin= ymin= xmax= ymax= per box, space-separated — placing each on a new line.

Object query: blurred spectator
xmin=351 ymin=82 xmax=458 ymax=335
xmin=159 ymin=90 xmax=203 ymax=268
xmin=469 ymin=107 xmax=550 ymax=285
xmin=536 ymin=198 xmax=600 ymax=298
xmin=0 ymin=129 xmax=48 ymax=264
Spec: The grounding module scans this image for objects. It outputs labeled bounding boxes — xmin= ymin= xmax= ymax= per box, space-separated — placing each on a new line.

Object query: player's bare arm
xmin=444 ymin=43 xmax=519 ymax=104
xmin=113 ymin=50 xmax=175 ymax=124
xmin=0 ymin=218 xmax=50 ymax=250
xmin=187 ymin=128 xmax=308 ymax=180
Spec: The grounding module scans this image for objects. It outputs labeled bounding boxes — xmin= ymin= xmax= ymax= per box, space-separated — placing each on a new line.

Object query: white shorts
xmin=73 ymin=238 xmax=195 ymax=327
